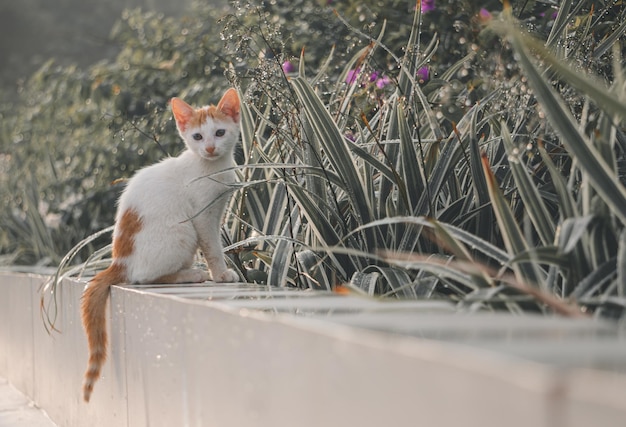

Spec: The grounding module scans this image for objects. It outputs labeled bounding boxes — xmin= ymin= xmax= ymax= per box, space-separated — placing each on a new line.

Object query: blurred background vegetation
xmin=3 ymin=0 xmax=626 ymax=319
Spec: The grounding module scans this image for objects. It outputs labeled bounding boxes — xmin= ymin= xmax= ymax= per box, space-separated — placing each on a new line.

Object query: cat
xmin=80 ymin=88 xmax=241 ymax=402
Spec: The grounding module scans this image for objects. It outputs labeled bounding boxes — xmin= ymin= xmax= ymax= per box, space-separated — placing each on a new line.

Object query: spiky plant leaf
xmin=427 ymin=218 xmax=493 ymax=289
xmin=618 ymin=231 xmax=626 ymax=298
xmin=558 ymin=216 xmax=594 ymax=255
xmin=500 ymin=122 xmax=555 ymax=246
xmin=397 ymin=102 xmax=423 ymax=210
xmin=481 ymin=153 xmax=542 ymax=286
xmin=296 ymin=249 xmax=332 ymax=290
xmin=350 ymin=270 xmax=381 ymax=296
xmin=537 ymin=143 xmax=577 ymax=219
xmin=494 ymin=13 xmax=626 ymax=224
xmin=290 ymin=76 xmax=373 ymax=228
xmin=268 ymin=206 xmax=300 ymax=287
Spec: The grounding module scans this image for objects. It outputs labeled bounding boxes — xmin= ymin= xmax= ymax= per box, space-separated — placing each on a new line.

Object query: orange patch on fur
xmin=188 ymin=106 xmax=230 ymax=128
xmin=112 ymin=209 xmax=142 ymax=258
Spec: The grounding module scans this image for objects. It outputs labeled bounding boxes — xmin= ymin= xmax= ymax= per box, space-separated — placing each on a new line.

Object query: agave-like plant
xmin=219 ymin=1 xmax=626 ymax=319
xmin=479 ymin=5 xmax=626 ymax=316
xmin=41 ymin=0 xmax=626 ymax=322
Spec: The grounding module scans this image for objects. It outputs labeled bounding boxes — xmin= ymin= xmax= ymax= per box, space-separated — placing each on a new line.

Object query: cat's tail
xmin=80 ymin=263 xmax=126 ymax=402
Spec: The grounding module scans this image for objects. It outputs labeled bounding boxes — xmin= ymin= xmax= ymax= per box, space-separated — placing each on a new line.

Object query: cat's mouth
xmin=201 ymin=152 xmax=219 ymax=160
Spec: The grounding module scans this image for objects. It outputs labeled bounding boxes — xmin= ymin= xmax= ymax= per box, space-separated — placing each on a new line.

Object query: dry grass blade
xmin=40 ymin=225 xmax=114 ymax=333
xmin=380 ymin=251 xmax=586 ymax=318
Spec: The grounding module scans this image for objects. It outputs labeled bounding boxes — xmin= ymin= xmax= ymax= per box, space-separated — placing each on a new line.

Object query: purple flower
xmin=417 ymin=66 xmax=429 ymax=83
xmin=539 ymin=9 xmax=558 ymax=20
xmin=369 ymin=71 xmax=379 ymax=82
xmin=345 ymin=132 xmax=356 ymax=142
xmin=376 ymin=75 xmax=392 ymax=89
xmin=282 ymin=60 xmax=295 ymax=74
xmin=346 ymin=68 xmax=360 ymax=84
xmin=421 ymin=0 xmax=435 ymax=13
xmin=478 ymin=8 xmax=492 ymax=22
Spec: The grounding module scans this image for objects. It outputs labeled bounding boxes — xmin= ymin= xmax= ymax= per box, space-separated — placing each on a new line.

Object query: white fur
xmin=114 ymin=98 xmax=240 ymax=284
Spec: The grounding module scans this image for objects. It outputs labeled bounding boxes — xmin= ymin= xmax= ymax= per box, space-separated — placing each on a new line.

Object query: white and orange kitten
xmin=81 ymin=88 xmax=241 ymax=402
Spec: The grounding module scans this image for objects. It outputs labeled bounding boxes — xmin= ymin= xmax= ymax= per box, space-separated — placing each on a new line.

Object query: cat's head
xmin=171 ymin=88 xmax=240 ymax=161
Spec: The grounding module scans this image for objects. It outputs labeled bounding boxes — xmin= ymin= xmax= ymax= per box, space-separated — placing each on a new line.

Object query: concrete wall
xmin=1 ymin=271 xmax=626 ymax=427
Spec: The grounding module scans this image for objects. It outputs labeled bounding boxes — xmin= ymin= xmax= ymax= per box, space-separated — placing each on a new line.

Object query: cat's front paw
xmin=189 ymin=269 xmax=210 ymax=283
xmin=214 ymin=269 xmax=239 ymax=283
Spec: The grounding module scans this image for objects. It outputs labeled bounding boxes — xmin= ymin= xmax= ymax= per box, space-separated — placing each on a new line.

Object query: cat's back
xmin=117 ymin=154 xmax=190 ymax=213
xmin=132 ymin=155 xmax=183 ymax=183
xmin=125 ymin=151 xmax=206 ymax=189
xmin=118 ymin=150 xmax=232 ymax=214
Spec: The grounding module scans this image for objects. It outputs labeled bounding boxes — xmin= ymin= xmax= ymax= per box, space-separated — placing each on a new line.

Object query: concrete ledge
xmin=1 ymin=271 xmax=625 ymax=427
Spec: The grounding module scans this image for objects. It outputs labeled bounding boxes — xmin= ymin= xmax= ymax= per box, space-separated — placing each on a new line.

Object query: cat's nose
xmin=205 ymin=146 xmax=215 ymax=155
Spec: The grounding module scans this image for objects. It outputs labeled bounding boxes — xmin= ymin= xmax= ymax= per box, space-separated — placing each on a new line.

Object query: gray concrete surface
xmin=1 ymin=271 xmax=625 ymax=427
xmin=0 ymin=377 xmax=56 ymax=427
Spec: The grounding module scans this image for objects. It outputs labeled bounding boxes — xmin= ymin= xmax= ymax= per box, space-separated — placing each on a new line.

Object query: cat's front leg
xmin=202 ymin=245 xmax=239 ymax=283
xmin=195 ymin=221 xmax=239 ymax=283
xmin=213 ymin=268 xmax=239 ymax=283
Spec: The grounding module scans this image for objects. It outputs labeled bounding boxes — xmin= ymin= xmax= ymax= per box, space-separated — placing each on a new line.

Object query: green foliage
xmin=221 ymin=0 xmax=626 ymax=319
xmin=0 ymin=5 xmax=234 ymax=264
xmin=4 ymin=0 xmax=626 ymax=319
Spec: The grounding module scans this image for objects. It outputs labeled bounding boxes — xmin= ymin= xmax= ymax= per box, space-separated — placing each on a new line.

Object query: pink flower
xmin=346 ymin=68 xmax=360 ymax=84
xmin=421 ymin=0 xmax=435 ymax=13
xmin=376 ymin=75 xmax=392 ymax=88
xmin=417 ymin=66 xmax=429 ymax=83
xmin=478 ymin=8 xmax=492 ymax=22
xmin=282 ymin=60 xmax=295 ymax=74
xmin=539 ymin=10 xmax=558 ymax=20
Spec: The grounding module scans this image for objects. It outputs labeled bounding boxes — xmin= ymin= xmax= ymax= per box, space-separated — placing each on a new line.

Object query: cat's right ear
xmin=171 ymin=98 xmax=195 ymax=132
xmin=217 ymin=88 xmax=240 ymax=123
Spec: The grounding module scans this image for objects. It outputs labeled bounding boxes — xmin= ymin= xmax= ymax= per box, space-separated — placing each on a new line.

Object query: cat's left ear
xmin=217 ymin=88 xmax=240 ymax=123
xmin=171 ymin=97 xmax=195 ymax=132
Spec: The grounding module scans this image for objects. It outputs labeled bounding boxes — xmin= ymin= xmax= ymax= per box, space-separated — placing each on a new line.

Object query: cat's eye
xmin=215 ymin=129 xmax=226 ymax=137
xmin=192 ymin=133 xmax=203 ymax=141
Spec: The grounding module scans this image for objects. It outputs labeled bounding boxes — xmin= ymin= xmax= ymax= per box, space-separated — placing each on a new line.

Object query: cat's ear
xmin=217 ymin=88 xmax=240 ymax=123
xmin=171 ymin=97 xmax=195 ymax=132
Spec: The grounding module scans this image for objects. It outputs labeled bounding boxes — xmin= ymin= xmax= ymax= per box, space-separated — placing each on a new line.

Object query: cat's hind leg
xmin=152 ymin=268 xmax=209 ymax=284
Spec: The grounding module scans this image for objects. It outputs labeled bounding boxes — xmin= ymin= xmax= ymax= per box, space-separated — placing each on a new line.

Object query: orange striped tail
xmin=80 ymin=264 xmax=125 ymax=402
